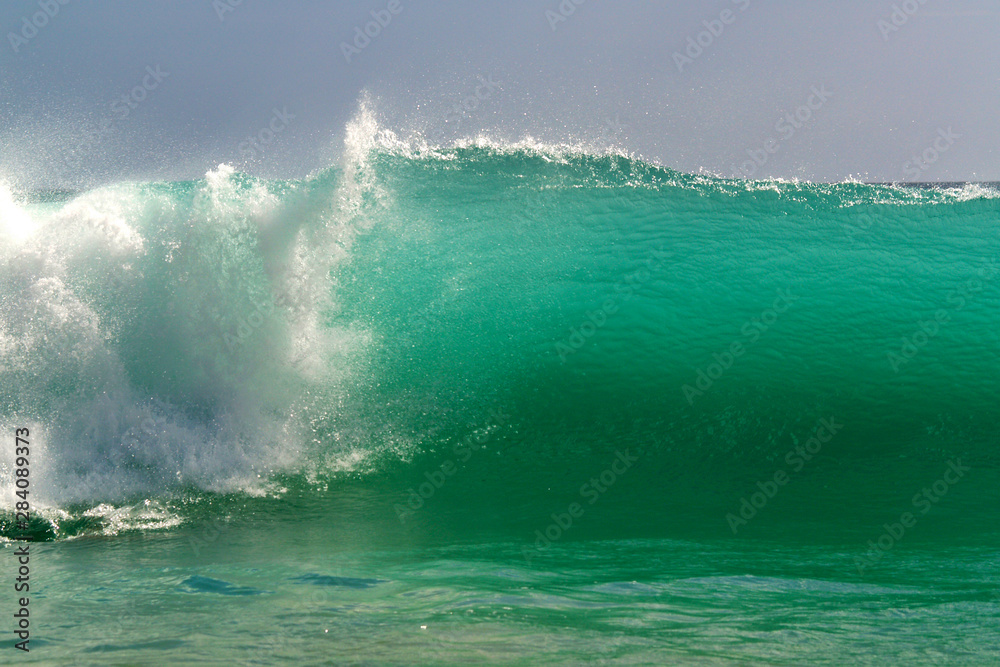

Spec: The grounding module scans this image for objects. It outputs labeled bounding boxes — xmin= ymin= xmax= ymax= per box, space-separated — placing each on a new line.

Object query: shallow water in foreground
xmin=5 ymin=508 xmax=1000 ymax=665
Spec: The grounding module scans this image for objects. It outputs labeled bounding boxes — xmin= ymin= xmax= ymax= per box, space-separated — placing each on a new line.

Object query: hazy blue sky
xmin=1 ymin=0 xmax=997 ymax=188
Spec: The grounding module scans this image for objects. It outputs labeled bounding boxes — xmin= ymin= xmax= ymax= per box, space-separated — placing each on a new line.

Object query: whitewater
xmin=1 ymin=106 xmax=999 ymax=664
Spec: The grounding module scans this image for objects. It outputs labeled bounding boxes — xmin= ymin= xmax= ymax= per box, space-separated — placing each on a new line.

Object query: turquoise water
xmin=1 ymin=131 xmax=999 ymax=663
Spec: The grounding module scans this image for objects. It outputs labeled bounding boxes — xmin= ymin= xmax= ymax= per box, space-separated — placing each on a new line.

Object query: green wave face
xmin=1 ymin=148 xmax=998 ymax=544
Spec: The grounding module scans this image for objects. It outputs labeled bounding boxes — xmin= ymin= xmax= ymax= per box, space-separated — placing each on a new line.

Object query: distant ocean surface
xmin=2 ymin=111 xmax=999 ymax=664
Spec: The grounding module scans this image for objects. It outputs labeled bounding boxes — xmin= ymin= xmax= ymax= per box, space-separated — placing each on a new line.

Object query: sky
xmin=1 ymin=0 xmax=998 ymax=189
